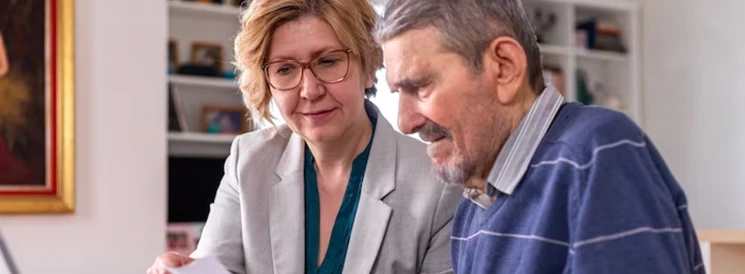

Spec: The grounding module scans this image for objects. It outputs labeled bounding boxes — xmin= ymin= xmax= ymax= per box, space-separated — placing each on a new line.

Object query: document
xmin=166 ymin=256 xmax=231 ymax=274
xmin=0 ymin=232 xmax=19 ymax=274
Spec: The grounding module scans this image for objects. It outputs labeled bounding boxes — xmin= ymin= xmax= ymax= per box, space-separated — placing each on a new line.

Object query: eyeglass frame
xmin=262 ymin=49 xmax=354 ymax=91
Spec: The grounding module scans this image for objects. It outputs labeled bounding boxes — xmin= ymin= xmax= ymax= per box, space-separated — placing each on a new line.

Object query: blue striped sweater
xmin=451 ymin=102 xmax=704 ymax=274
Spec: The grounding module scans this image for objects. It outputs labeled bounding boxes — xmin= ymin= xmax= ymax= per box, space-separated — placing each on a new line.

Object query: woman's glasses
xmin=263 ymin=49 xmax=352 ymax=91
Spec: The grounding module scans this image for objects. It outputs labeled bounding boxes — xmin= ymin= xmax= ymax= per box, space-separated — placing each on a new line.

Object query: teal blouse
xmin=303 ymin=109 xmax=377 ymax=274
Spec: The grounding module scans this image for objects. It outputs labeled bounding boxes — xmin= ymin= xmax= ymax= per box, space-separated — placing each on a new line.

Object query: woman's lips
xmin=302 ymin=108 xmax=335 ymax=123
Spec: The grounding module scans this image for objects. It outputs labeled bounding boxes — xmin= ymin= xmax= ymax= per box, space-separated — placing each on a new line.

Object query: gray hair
xmin=375 ymin=0 xmax=544 ymax=92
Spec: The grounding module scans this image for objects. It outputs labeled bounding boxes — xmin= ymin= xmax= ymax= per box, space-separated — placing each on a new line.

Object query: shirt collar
xmin=464 ymin=85 xmax=564 ymax=208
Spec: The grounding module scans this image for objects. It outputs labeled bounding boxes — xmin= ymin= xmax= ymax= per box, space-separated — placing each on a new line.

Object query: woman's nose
xmin=299 ymin=68 xmax=325 ymax=100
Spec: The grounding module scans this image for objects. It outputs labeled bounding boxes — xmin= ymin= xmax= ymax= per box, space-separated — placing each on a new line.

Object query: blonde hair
xmin=234 ymin=0 xmax=383 ymax=126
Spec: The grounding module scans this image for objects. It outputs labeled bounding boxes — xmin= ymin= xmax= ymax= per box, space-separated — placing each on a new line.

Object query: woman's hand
xmin=146 ymin=251 xmax=195 ymax=274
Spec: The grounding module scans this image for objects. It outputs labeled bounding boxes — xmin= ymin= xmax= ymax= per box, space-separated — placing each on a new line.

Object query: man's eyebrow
xmin=393 ymin=73 xmax=436 ymax=91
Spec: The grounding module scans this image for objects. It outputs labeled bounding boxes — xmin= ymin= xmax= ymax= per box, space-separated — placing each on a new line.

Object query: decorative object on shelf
xmin=201 ymin=105 xmax=251 ymax=134
xmin=191 ymin=42 xmax=224 ymax=72
xmin=222 ymin=70 xmax=237 ymax=80
xmin=596 ymin=90 xmax=622 ymax=111
xmin=542 ymin=66 xmax=564 ymax=95
xmin=0 ymin=0 xmax=75 ymax=214
xmin=168 ymin=85 xmax=189 ymax=132
xmin=177 ymin=42 xmax=224 ymax=77
xmin=575 ymin=69 xmax=622 ymax=111
xmin=177 ymin=63 xmax=221 ymax=77
xmin=528 ymin=7 xmax=557 ymax=44
xmin=168 ymin=40 xmax=180 ymax=75
xmin=575 ymin=69 xmax=594 ymax=105
xmin=576 ymin=19 xmax=626 ymax=53
xmin=589 ymin=81 xmax=623 ymax=112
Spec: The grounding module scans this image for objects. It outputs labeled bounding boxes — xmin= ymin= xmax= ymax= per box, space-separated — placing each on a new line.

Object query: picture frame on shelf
xmin=201 ymin=105 xmax=250 ymax=135
xmin=166 ymin=224 xmax=198 ymax=255
xmin=0 ymin=0 xmax=75 ymax=214
xmin=190 ymin=42 xmax=224 ymax=73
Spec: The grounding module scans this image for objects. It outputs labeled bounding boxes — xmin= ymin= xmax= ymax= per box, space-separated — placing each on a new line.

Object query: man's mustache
xmin=418 ymin=122 xmax=453 ymax=143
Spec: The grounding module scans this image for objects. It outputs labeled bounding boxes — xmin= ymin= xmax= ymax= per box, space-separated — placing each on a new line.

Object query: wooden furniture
xmin=698 ymin=230 xmax=745 ymax=273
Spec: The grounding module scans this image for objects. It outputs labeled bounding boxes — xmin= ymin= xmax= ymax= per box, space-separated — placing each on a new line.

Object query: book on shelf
xmin=168 ymin=84 xmax=190 ymax=132
xmin=575 ymin=19 xmax=627 ymax=53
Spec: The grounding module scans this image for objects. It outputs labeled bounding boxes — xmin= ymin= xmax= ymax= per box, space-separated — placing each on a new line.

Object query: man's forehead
xmin=382 ymin=33 xmax=439 ymax=85
xmin=385 ymin=46 xmax=429 ymax=69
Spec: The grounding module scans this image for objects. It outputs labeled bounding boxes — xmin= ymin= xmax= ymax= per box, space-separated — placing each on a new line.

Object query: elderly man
xmin=376 ymin=0 xmax=704 ymax=273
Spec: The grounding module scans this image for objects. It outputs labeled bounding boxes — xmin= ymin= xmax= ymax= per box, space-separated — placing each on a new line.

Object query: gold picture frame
xmin=0 ymin=0 xmax=75 ymax=214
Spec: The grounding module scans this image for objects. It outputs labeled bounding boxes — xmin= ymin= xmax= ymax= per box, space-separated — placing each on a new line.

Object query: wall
xmin=0 ymin=0 xmax=168 ymax=273
xmin=641 ymin=0 xmax=745 ymax=229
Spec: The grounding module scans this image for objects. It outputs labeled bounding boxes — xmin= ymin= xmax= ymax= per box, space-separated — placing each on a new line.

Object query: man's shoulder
xmin=549 ymin=103 xmax=645 ymax=152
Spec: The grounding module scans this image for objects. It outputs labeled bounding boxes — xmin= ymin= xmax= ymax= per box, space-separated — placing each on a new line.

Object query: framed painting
xmin=0 ymin=0 xmax=75 ymax=214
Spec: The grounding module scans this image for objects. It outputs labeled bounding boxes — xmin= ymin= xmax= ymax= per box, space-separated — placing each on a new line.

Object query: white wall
xmin=641 ymin=0 xmax=745 ymax=229
xmin=0 ymin=0 xmax=168 ymax=273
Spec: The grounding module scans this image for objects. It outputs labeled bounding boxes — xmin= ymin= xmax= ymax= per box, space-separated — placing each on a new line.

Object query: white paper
xmin=0 ymin=232 xmax=18 ymax=274
xmin=166 ymin=256 xmax=231 ymax=274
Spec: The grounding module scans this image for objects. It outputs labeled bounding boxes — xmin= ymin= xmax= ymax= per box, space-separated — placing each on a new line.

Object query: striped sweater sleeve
xmin=564 ymin=132 xmax=704 ymax=274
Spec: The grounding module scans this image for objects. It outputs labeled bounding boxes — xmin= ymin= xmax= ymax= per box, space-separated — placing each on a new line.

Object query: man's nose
xmin=397 ymin=95 xmax=426 ymax=135
xmin=299 ymin=68 xmax=324 ymax=100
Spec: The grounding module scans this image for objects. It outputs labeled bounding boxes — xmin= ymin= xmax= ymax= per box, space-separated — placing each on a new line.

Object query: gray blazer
xmin=191 ymin=103 xmax=461 ymax=274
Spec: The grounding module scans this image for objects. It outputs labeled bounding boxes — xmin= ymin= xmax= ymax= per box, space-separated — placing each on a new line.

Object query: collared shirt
xmin=463 ymin=85 xmax=565 ymax=209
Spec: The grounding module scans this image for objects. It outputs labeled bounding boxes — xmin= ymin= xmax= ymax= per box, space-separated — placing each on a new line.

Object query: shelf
xmin=169 ymin=132 xmax=236 ymax=143
xmin=538 ymin=44 xmax=627 ymax=62
xmin=168 ymin=132 xmax=235 ymax=158
xmin=575 ymin=48 xmax=628 ymax=62
xmin=525 ymin=0 xmax=639 ymax=11
xmin=168 ymin=1 xmax=242 ymax=18
xmin=539 ymin=44 xmax=572 ymax=56
xmin=169 ymin=75 xmax=239 ymax=89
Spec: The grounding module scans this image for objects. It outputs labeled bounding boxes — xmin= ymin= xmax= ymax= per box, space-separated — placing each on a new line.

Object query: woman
xmin=148 ymin=0 xmax=460 ymax=273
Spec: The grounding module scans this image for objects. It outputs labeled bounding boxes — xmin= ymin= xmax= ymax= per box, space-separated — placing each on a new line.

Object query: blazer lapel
xmin=343 ymin=108 xmax=397 ymax=274
xmin=270 ymin=133 xmax=306 ymax=274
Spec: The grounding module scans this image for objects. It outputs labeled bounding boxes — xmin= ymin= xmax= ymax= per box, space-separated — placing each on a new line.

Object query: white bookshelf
xmin=168 ymin=132 xmax=236 ymax=143
xmin=575 ymin=47 xmax=628 ymax=62
xmin=168 ymin=132 xmax=236 ymax=157
xmin=168 ymin=1 xmax=242 ymax=18
xmin=526 ymin=0 xmax=642 ymax=126
xmin=168 ymin=0 xmax=247 ymax=158
xmin=169 ymin=75 xmax=239 ymax=89
xmin=538 ymin=44 xmax=572 ymax=56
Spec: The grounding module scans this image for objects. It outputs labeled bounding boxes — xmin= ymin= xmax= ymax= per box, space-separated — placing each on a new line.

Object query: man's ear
xmin=483 ymin=37 xmax=528 ymax=105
